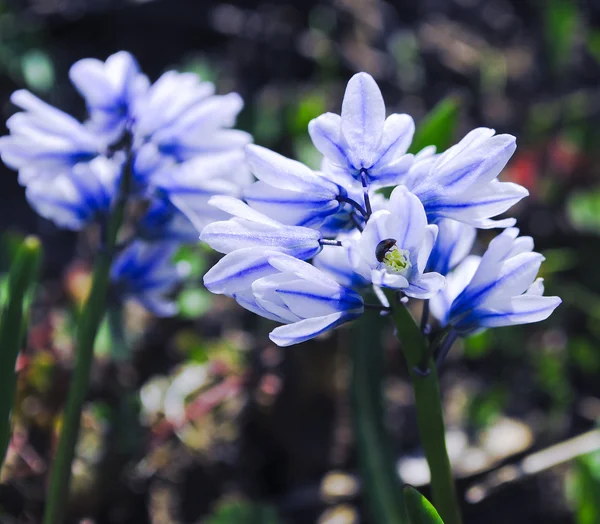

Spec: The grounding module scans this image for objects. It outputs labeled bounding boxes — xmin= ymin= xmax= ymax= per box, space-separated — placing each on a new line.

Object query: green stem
xmin=44 ymin=165 xmax=131 ymax=524
xmin=350 ymin=314 xmax=408 ymax=523
xmin=107 ymin=305 xmax=128 ymax=362
xmin=0 ymin=237 xmax=42 ymax=469
xmin=388 ymin=300 xmax=462 ymax=524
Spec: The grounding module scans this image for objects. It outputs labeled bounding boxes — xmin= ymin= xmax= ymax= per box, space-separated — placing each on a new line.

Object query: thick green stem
xmin=44 ymin=168 xmax=130 ymax=524
xmin=389 ymin=300 xmax=462 ymax=524
xmin=350 ymin=315 xmax=408 ymax=523
xmin=0 ymin=237 xmax=42 ymax=469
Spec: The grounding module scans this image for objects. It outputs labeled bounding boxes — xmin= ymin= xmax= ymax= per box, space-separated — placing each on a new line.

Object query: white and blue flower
xmin=110 ymin=240 xmax=186 ymax=317
xmin=69 ymin=51 xmax=149 ymax=140
xmin=427 ymin=219 xmax=477 ymax=276
xmin=308 ymin=72 xmax=414 ymax=187
xmin=152 ymin=150 xmax=251 ymax=231
xmin=25 ymin=155 xmax=122 ymax=230
xmin=244 ymin=144 xmax=345 ymax=229
xmin=201 ymin=197 xmax=323 ymax=295
xmin=137 ymin=198 xmax=199 ymax=242
xmin=348 ymin=185 xmax=444 ymax=298
xmin=132 ymin=70 xmax=251 ymax=166
xmin=241 ymin=252 xmax=364 ymax=347
xmin=429 ymin=228 xmax=561 ymax=335
xmin=404 ymin=128 xmax=527 ymax=228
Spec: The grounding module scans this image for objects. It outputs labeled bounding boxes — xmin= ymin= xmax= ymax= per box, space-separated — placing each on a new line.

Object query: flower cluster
xmin=0 ymin=51 xmax=251 ymax=314
xmin=198 ymin=72 xmax=561 ymax=346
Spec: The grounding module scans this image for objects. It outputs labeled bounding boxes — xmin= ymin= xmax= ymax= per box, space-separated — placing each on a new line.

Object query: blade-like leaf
xmin=408 ymin=96 xmax=461 ymax=155
xmin=0 ymin=236 xmax=42 ymax=469
xmin=404 ymin=485 xmax=445 ymax=524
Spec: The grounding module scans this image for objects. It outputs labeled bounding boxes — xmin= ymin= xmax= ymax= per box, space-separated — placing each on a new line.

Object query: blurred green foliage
xmin=408 ymin=96 xmax=460 ymax=155
xmin=206 ymin=498 xmax=281 ymax=524
xmin=544 ymin=0 xmax=579 ymax=71
xmin=567 ymin=188 xmax=600 ymax=234
xmin=468 ymin=386 xmax=507 ymax=429
xmin=566 ymin=450 xmax=600 ymax=524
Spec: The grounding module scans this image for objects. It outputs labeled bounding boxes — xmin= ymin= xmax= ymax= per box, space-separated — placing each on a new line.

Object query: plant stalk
xmin=388 ymin=299 xmax=462 ymax=524
xmin=350 ymin=314 xmax=407 ymax=523
xmin=44 ymin=164 xmax=131 ymax=524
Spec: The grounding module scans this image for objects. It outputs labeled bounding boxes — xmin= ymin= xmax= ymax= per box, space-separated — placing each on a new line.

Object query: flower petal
xmin=269 ymin=311 xmax=353 ymax=347
xmin=404 ymin=271 xmax=446 ymax=299
xmin=202 ymin=247 xmax=278 ymax=295
xmin=341 ymin=73 xmax=385 ymax=169
xmin=476 ymin=295 xmax=562 ymax=328
xmin=308 ymin=112 xmax=349 ymax=167
xmin=245 ymin=144 xmax=339 ymax=196
xmin=373 ymin=113 xmax=415 ymax=168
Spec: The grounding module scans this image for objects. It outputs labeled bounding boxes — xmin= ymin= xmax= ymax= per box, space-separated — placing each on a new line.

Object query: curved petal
xmin=373 ymin=113 xmax=415 ymax=168
xmin=200 ymin=217 xmax=321 ymax=258
xmin=426 ymin=181 xmax=528 ymax=227
xmin=276 ymin=279 xmax=362 ymax=318
xmin=203 ymin=247 xmax=278 ymax=295
xmin=341 ymin=73 xmax=385 ymax=169
xmin=266 ymin=252 xmax=339 ymax=289
xmin=269 ymin=311 xmax=354 ymax=347
xmin=245 ymin=144 xmax=339 ymax=195
xmin=244 ymin=180 xmax=341 ymax=228
xmin=404 ymin=272 xmax=445 ymax=299
xmin=476 ymin=295 xmax=562 ymax=328
xmin=308 ymin=113 xmax=349 ymax=167
xmin=386 ymin=186 xmax=428 ymax=252
xmin=417 ymin=224 xmax=439 ymax=274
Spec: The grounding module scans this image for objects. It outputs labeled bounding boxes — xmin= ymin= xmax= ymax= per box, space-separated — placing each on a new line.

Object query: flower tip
xmin=349 ymin=71 xmax=376 ymax=84
xmin=10 ymin=89 xmax=33 ymax=108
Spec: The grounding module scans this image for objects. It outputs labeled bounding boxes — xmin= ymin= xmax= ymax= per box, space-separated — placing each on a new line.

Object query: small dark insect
xmin=375 ymin=238 xmax=397 ymax=263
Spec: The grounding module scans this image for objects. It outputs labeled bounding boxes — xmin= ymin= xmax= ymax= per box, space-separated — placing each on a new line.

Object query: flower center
xmin=382 ymin=245 xmax=411 ymax=274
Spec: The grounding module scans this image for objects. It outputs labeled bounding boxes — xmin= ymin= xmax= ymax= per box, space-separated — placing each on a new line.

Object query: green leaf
xmin=544 ymin=0 xmax=578 ymax=71
xmin=404 ymin=486 xmax=444 ymax=524
xmin=287 ymin=92 xmax=326 ymax=137
xmin=566 ymin=451 xmax=600 ymax=524
xmin=0 ymin=236 xmax=42 ymax=469
xmin=408 ymin=96 xmax=461 ymax=155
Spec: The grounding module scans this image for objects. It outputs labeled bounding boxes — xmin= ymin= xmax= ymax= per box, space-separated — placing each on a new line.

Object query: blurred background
xmin=0 ymin=0 xmax=599 ymax=522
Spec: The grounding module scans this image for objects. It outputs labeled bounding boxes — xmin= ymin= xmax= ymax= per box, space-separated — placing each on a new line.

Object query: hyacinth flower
xmin=110 ymin=241 xmax=186 ymax=317
xmin=426 ymin=219 xmax=477 ymax=276
xmin=348 ymin=186 xmax=444 ymax=298
xmin=194 ymin=70 xmax=562 ymax=524
xmin=241 ymin=253 xmax=364 ymax=346
xmin=0 ymin=51 xmax=253 ymax=523
xmin=308 ymin=72 xmax=415 ymax=188
xmin=403 ymin=128 xmax=529 ymax=228
xmin=430 ymin=228 xmax=561 ymax=335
